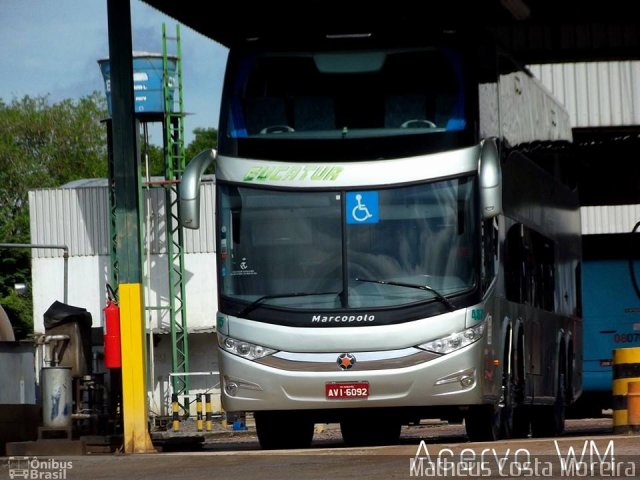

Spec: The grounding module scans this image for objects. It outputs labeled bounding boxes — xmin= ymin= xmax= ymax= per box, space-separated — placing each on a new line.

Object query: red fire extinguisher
xmin=103 ymin=284 xmax=121 ymax=369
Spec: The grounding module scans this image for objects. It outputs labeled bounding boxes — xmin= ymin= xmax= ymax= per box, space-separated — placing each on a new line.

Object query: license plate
xmin=325 ymin=382 xmax=369 ymax=399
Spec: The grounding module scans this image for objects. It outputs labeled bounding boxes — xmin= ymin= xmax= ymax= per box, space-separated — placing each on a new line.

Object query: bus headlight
xmin=218 ymin=334 xmax=277 ymax=360
xmin=417 ymin=323 xmax=485 ymax=355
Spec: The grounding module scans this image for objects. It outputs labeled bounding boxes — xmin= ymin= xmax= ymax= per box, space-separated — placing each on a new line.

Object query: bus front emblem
xmin=337 ymin=353 xmax=356 ymax=370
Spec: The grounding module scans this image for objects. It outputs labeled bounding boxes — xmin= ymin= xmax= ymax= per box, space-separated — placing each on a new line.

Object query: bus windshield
xmin=219 ymin=46 xmax=473 ymax=160
xmin=218 ymin=176 xmax=478 ymax=313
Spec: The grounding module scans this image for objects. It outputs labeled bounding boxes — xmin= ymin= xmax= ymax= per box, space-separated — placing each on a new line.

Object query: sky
xmin=0 ymin=0 xmax=229 ymax=145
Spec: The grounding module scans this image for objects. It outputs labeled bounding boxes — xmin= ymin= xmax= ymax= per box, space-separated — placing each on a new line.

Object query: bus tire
xmin=465 ymin=397 xmax=529 ymax=442
xmin=504 ymin=381 xmax=531 ymax=438
xmin=509 ymin=329 xmax=530 ymax=438
xmin=255 ymin=411 xmax=314 ymax=449
xmin=465 ymin=404 xmax=501 ymax=441
xmin=466 ymin=328 xmax=529 ymax=441
xmin=531 ymin=371 xmax=566 ymax=437
xmin=511 ymin=406 xmax=531 ymax=438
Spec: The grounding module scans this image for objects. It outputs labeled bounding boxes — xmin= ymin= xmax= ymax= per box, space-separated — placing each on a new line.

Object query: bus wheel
xmin=505 ymin=384 xmax=530 ymax=438
xmin=340 ymin=416 xmax=402 ymax=446
xmin=465 ymin=397 xmax=527 ymax=441
xmin=500 ymin=381 xmax=522 ymax=439
xmin=531 ymin=372 xmax=566 ymax=437
xmin=466 ymin=340 xmax=529 ymax=440
xmin=508 ymin=330 xmax=530 ymax=438
xmin=465 ymin=404 xmax=501 ymax=441
xmin=255 ymin=411 xmax=314 ymax=449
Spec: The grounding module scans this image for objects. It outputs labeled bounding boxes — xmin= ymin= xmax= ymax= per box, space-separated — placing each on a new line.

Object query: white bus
xmin=181 ymin=29 xmax=582 ymax=448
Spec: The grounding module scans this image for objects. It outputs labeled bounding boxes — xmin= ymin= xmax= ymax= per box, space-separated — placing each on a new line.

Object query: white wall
xmin=148 ymin=333 xmax=222 ymax=417
xmin=32 ymin=253 xmax=217 ymax=334
xmin=32 ymin=255 xmax=108 ymax=333
xmin=529 ymin=61 xmax=640 ymax=128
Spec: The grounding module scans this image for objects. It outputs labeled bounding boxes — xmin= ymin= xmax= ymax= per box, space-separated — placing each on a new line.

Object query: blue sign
xmin=346 ymin=191 xmax=379 ymax=224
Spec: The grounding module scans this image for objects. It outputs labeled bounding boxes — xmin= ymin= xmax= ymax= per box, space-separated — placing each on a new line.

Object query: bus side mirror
xmin=179 ymin=148 xmax=217 ymax=229
xmin=479 ymin=138 xmax=502 ymax=219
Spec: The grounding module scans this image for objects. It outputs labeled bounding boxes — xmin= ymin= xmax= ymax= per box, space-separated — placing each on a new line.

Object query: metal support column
xmin=106 ymin=0 xmax=154 ymax=454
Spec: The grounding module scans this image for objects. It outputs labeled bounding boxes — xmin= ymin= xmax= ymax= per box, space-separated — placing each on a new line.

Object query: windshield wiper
xmin=238 ymin=291 xmax=342 ymax=317
xmin=355 ymin=278 xmax=455 ymax=311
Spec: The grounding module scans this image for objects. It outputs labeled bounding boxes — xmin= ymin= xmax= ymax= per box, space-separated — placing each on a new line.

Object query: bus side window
xmin=481 ymin=217 xmax=498 ymax=293
xmin=505 ymin=224 xmax=526 ymax=303
xmin=575 ymin=263 xmax=582 ymax=318
xmin=505 ymin=223 xmax=556 ymax=311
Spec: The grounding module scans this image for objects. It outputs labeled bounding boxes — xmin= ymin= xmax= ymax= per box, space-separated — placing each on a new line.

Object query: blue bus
xmin=573 ymin=233 xmax=640 ymax=417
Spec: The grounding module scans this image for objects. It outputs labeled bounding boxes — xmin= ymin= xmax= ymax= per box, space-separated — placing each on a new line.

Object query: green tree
xmin=140 ymin=141 xmax=164 ymax=178
xmin=0 ymin=92 xmax=109 ymax=339
xmin=185 ymin=127 xmax=218 ymax=161
xmin=141 ymin=127 xmax=217 ymax=177
xmin=0 ymin=92 xmax=214 ymax=339
xmin=185 ymin=127 xmax=217 ymax=175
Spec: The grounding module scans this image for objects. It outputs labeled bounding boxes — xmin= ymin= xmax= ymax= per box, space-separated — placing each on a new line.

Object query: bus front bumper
xmin=218 ymin=339 xmax=488 ymax=413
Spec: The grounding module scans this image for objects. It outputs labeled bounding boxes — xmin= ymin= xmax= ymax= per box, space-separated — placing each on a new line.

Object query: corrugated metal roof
xmin=580 ymin=204 xmax=640 ymax=235
xmin=61 ymin=179 xmax=108 ymax=189
xmin=29 ymin=181 xmax=217 ymax=258
xmin=529 ymin=61 xmax=640 ymax=128
xmin=28 ymin=187 xmax=110 ymax=257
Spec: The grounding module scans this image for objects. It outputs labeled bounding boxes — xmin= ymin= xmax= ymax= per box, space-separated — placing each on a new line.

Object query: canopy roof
xmin=142 ymin=0 xmax=640 ymax=63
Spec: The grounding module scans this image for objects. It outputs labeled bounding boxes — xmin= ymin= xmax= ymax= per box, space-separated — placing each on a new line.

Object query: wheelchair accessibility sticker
xmin=346 ymin=191 xmax=379 ymax=224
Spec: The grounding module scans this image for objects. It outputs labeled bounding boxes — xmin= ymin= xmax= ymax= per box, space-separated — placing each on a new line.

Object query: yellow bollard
xmin=205 ymin=394 xmax=213 ymax=432
xmin=221 ymin=408 xmax=228 ymax=430
xmin=196 ymin=394 xmax=203 ymax=432
xmin=612 ymin=347 xmax=640 ymax=434
xmin=171 ymin=393 xmax=180 ymax=432
xmin=628 ymin=381 xmax=640 ymax=433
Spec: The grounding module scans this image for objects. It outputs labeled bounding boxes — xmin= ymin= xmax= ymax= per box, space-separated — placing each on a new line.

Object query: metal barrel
xmin=612 ymin=347 xmax=640 ymax=433
xmin=41 ymin=366 xmax=72 ymax=428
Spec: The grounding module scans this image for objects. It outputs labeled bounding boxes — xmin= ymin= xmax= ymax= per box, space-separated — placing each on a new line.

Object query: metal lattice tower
xmin=107 ymin=133 xmax=119 ymax=291
xmin=162 ymin=23 xmax=190 ymax=397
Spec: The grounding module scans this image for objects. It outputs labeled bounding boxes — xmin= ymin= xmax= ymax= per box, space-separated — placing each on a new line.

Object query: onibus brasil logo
xmin=7 ymin=457 xmax=72 ymax=479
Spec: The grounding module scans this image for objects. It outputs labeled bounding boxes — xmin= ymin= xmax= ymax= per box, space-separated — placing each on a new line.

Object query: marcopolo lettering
xmin=243 ymin=165 xmax=343 ymax=182
xmin=311 ymin=314 xmax=375 ymax=323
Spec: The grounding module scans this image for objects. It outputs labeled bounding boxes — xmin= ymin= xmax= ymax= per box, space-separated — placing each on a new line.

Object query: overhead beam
xmin=500 ymin=0 xmax=531 ymax=21
xmin=143 ymin=0 xmax=640 ymax=64
xmin=491 ymin=22 xmax=640 ymax=64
